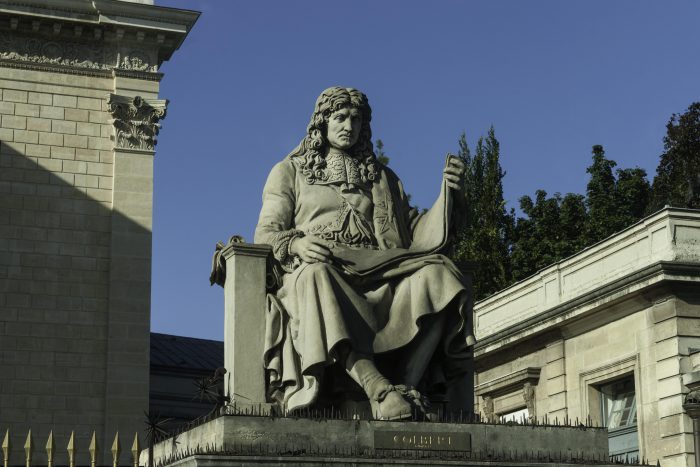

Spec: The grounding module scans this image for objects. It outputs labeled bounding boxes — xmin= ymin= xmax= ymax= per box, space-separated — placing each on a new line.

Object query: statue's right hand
xmin=289 ymin=236 xmax=332 ymax=264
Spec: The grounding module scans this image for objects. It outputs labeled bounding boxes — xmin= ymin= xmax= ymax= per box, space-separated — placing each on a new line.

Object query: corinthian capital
xmin=107 ymin=94 xmax=168 ymax=151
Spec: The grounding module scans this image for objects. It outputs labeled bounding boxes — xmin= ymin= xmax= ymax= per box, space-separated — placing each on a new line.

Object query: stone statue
xmin=255 ymin=87 xmax=475 ymax=420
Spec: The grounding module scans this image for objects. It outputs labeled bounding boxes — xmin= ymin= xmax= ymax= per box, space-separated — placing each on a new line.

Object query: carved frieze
xmin=107 ymin=94 xmax=167 ymax=151
xmin=0 ymin=31 xmax=157 ymax=72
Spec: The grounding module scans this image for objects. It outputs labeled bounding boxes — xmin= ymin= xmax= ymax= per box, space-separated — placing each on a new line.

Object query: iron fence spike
xmin=111 ymin=432 xmax=121 ymax=467
xmin=23 ymin=429 xmax=33 ymax=467
xmin=131 ymin=432 xmax=140 ymax=467
xmin=46 ymin=430 xmax=55 ymax=467
xmin=2 ymin=429 xmax=10 ymax=467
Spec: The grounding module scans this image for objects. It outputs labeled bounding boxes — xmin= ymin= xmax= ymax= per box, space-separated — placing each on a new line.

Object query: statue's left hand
xmin=443 ymin=156 xmax=465 ymax=191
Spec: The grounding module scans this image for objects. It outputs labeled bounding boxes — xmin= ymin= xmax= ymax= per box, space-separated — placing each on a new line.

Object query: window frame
xmin=578 ymin=354 xmax=643 ymax=460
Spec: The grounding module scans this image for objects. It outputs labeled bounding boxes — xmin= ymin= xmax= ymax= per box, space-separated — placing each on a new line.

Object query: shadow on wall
xmin=0 ymin=144 xmax=151 ymax=465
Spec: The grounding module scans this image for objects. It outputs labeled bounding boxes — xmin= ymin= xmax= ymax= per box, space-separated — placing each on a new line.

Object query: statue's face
xmin=326 ymin=106 xmax=362 ymax=151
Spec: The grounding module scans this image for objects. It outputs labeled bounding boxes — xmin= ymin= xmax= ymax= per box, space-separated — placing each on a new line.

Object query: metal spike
xmin=2 ymin=429 xmax=10 ymax=467
xmin=111 ymin=432 xmax=121 ymax=467
xmin=46 ymin=431 xmax=55 ymax=467
xmin=89 ymin=432 xmax=97 ymax=467
xmin=67 ymin=432 xmax=76 ymax=467
xmin=131 ymin=433 xmax=140 ymax=467
xmin=24 ymin=429 xmax=33 ymax=467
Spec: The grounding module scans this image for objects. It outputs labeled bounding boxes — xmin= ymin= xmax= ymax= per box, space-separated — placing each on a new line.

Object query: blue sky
xmin=152 ymin=0 xmax=699 ymax=340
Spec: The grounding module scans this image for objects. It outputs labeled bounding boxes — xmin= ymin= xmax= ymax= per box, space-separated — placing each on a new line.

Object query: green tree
xmin=452 ymin=128 xmax=512 ymax=300
xmin=649 ymin=102 xmax=700 ymax=211
xmin=585 ymin=145 xmax=618 ymax=243
xmin=583 ymin=145 xmax=650 ymax=243
xmin=375 ymin=139 xmax=390 ymax=166
xmin=615 ymin=167 xmax=651 ymax=225
xmin=510 ymin=191 xmax=587 ymax=281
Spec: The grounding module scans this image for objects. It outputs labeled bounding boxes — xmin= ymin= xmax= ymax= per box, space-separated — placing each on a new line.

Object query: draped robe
xmin=254 ymin=152 xmax=474 ymax=411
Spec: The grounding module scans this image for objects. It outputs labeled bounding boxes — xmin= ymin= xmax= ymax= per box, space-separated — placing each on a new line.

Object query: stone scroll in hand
xmin=330 ymin=154 xmax=456 ymax=277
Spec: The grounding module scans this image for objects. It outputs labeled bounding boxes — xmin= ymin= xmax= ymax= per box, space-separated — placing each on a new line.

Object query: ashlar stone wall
xmin=0 ymin=66 xmax=116 ymax=430
xmin=0 ymin=1 xmax=198 ymax=464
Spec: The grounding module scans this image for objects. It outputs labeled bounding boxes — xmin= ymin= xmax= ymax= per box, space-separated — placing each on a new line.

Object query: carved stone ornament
xmin=481 ymin=395 xmax=494 ymax=423
xmin=523 ymin=381 xmax=536 ymax=422
xmin=107 ymin=94 xmax=167 ymax=151
xmin=0 ymin=31 xmax=157 ymax=72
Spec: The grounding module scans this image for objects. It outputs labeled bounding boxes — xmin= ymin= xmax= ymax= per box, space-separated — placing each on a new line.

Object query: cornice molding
xmin=475 ymin=367 xmax=541 ymax=398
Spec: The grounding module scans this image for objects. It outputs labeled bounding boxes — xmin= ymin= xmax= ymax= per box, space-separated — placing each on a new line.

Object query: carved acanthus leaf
xmin=107 ymin=94 xmax=167 ymax=151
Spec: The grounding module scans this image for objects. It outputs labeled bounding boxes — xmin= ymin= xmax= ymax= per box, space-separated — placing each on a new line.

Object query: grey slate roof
xmin=150 ymin=332 xmax=223 ymax=371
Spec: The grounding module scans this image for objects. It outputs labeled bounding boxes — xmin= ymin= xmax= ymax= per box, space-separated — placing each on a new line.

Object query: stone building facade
xmin=0 ymin=0 xmax=197 ymax=463
xmin=473 ymin=208 xmax=700 ymax=466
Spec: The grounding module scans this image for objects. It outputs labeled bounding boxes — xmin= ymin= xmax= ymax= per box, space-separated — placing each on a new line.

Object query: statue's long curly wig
xmin=288 ymin=87 xmax=378 ymax=184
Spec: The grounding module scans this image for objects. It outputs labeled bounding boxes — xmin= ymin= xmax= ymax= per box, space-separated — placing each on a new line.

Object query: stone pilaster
xmin=545 ymin=339 xmax=567 ymax=420
xmin=103 ymin=92 xmax=166 ymax=447
xmin=651 ymin=293 xmax=700 ymax=466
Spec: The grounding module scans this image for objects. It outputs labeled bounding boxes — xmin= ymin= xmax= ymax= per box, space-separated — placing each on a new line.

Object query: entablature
xmin=0 ymin=0 xmax=199 ymax=77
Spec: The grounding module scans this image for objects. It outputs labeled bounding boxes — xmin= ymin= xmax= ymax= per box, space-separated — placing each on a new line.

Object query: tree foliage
xmin=510 ymin=145 xmax=650 ymax=282
xmin=375 ymin=139 xmax=390 ymax=166
xmin=452 ymin=128 xmax=512 ymax=300
xmin=583 ymin=145 xmax=651 ymax=244
xmin=449 ymin=102 xmax=694 ymax=300
xmin=649 ymin=102 xmax=700 ymax=211
xmin=511 ymin=191 xmax=586 ymax=281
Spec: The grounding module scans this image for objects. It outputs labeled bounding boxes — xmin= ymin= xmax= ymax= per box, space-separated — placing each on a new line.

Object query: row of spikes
xmin=182 ymin=403 xmax=601 ymax=427
xmin=2 ymin=429 xmax=140 ymax=467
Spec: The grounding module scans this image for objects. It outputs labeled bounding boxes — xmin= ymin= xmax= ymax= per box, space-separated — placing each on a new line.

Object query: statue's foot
xmin=371 ymin=388 xmax=413 ymax=421
xmin=394 ymin=385 xmax=430 ymax=415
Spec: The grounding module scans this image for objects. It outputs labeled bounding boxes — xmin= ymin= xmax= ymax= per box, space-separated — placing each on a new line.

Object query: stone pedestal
xmin=222 ymin=243 xmax=271 ymax=406
xmin=144 ymin=414 xmax=615 ymax=467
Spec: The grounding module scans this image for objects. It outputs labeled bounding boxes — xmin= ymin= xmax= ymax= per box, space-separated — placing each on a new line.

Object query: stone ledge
xmin=166 ymin=454 xmax=633 ymax=467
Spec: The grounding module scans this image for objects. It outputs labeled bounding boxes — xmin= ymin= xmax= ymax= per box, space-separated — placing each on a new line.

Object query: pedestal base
xmin=145 ymin=412 xmax=624 ymax=467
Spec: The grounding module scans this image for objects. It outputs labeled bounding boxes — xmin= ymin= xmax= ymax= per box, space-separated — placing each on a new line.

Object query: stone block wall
xmin=0 ymin=66 xmax=115 ymax=427
xmin=0 ymin=66 xmax=147 ymax=463
xmin=0 ymin=1 xmax=198 ymax=463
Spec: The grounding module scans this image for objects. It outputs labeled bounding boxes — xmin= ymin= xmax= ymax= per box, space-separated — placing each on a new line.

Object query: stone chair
xmin=211 ymin=238 xmax=475 ymax=416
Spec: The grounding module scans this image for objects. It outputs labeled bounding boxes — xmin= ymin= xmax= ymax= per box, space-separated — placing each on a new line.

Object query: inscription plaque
xmin=374 ymin=431 xmax=471 ymax=452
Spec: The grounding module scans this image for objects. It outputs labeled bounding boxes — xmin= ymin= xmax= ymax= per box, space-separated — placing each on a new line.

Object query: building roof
xmin=150 ymin=332 xmax=223 ymax=371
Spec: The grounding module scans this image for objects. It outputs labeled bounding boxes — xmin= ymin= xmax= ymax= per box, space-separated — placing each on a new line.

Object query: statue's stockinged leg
xmin=398 ymin=311 xmax=447 ymax=388
xmin=344 ymin=351 xmax=412 ymax=420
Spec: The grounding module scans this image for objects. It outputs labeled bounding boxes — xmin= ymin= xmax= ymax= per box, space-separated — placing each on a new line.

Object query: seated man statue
xmin=255 ymin=86 xmax=475 ymax=420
